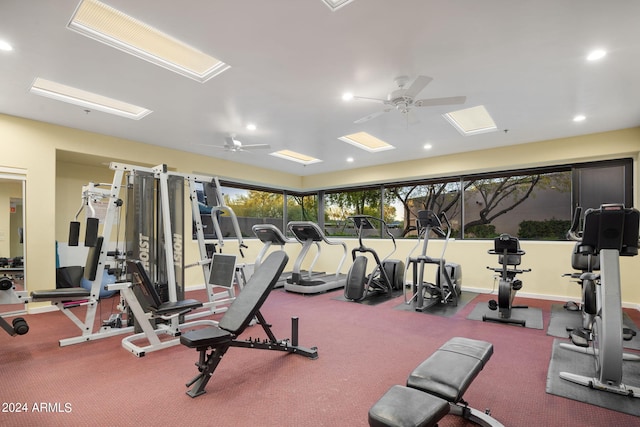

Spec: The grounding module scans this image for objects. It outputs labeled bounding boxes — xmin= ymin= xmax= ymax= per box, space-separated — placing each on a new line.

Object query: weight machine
xmin=559 ymin=204 xmax=640 ymax=397
xmin=0 ymin=276 xmax=29 ymax=336
xmin=106 ymin=164 xmax=247 ymax=356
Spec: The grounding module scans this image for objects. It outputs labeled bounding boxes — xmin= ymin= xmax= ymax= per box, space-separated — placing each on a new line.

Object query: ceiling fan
xmin=348 ymin=75 xmax=466 ymax=124
xmin=206 ymin=136 xmax=271 ymax=152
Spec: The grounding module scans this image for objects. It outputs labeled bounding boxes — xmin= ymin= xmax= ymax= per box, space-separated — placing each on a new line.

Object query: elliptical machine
xmin=483 ymin=234 xmax=531 ymax=326
xmin=344 ymin=215 xmax=404 ymax=301
xmin=404 ymin=210 xmax=462 ymax=311
xmin=559 ymin=204 xmax=640 ymax=398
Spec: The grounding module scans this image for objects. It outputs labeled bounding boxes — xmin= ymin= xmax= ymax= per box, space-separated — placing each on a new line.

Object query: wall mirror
xmin=0 ymin=168 xmax=26 ymax=317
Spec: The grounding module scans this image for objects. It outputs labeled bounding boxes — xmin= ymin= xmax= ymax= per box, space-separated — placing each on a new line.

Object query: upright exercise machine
xmin=344 ymin=215 xmax=404 ymax=301
xmin=404 ymin=210 xmax=462 ymax=311
xmin=563 ymin=207 xmax=599 ymax=332
xmin=559 ymin=203 xmax=640 ymax=398
xmin=286 ymin=221 xmax=347 ymax=294
xmin=483 ymin=234 xmax=531 ymax=326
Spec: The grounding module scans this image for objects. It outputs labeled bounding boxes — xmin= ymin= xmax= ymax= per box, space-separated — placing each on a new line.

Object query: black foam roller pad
xmin=68 ymin=221 xmax=80 ymax=246
xmin=84 ymin=217 xmax=99 ymax=247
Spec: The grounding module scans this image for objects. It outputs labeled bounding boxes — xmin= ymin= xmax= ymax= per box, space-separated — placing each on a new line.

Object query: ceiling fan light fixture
xmin=29 ymin=77 xmax=152 ymax=120
xmin=338 ymin=132 xmax=395 ymax=152
xmin=444 ymin=105 xmax=497 ymax=136
xmin=322 ymin=0 xmax=355 ymax=11
xmin=270 ymin=150 xmax=322 ymax=165
xmin=68 ymin=0 xmax=230 ymax=83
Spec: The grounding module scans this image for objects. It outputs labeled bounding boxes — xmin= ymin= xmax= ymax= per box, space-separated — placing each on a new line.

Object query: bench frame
xmin=180 ymin=251 xmax=318 ymax=397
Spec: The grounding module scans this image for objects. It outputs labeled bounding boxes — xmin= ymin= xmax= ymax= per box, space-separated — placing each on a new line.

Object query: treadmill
xmin=252 ymin=224 xmax=321 ymax=288
xmin=285 ymin=221 xmax=347 ymax=294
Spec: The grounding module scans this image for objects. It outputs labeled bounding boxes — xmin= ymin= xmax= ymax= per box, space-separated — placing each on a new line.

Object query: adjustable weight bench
xmin=369 ymin=337 xmax=503 ymax=427
xmin=180 ymin=250 xmax=318 ymax=398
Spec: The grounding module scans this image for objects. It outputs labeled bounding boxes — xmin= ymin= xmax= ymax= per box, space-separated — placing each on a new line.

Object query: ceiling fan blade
xmin=403 ymin=75 xmax=433 ymax=98
xmin=414 ymin=96 xmax=466 ymax=107
xmin=352 ymin=95 xmax=388 ymax=104
xmin=241 ymin=144 xmax=271 ymax=149
xmin=353 ymin=110 xmax=388 ymax=124
xmin=193 ymin=143 xmax=228 ymax=150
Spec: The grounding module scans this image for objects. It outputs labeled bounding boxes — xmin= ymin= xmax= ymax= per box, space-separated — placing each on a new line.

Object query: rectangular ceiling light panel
xmin=322 ymin=0 xmax=355 ymax=11
xmin=30 ymin=77 xmax=152 ymax=119
xmin=338 ymin=132 xmax=395 ymax=152
xmin=68 ymin=0 xmax=230 ymax=82
xmin=444 ymin=105 xmax=497 ymax=135
xmin=270 ymin=150 xmax=322 ymax=165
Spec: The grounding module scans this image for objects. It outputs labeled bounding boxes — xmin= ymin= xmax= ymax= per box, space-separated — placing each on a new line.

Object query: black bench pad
xmin=407 ymin=337 xmax=493 ymax=403
xmin=180 ymin=327 xmax=232 ymax=349
xmin=30 ymin=287 xmax=91 ymax=301
xmin=368 ymin=385 xmax=449 ymax=427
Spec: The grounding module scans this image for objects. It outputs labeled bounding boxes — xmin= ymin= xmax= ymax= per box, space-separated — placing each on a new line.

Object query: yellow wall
xmin=1 ymin=113 xmax=639 ymax=308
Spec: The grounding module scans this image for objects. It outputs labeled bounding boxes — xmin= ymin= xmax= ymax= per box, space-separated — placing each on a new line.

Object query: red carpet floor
xmin=1 ymin=288 xmax=639 ymax=427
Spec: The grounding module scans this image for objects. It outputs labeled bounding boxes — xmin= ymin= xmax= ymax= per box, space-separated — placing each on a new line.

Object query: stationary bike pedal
xmin=488 ymin=300 xmax=497 ymax=311
xmin=569 ymin=329 xmax=590 ymax=348
xmin=622 ymin=327 xmax=636 ymax=341
xmin=512 ymin=280 xmax=523 ymax=291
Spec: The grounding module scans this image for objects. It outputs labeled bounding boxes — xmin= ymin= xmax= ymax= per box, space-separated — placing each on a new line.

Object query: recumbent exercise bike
xmin=483 ymin=234 xmax=531 ymax=326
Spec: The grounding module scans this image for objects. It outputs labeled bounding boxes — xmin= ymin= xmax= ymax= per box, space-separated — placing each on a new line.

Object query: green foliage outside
xmin=518 ymin=219 xmax=571 ymax=240
xmin=464 ymin=224 xmax=498 ymax=239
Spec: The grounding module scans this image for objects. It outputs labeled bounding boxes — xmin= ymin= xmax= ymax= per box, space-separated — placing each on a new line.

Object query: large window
xmin=386 ymin=180 xmax=462 ymax=238
xmin=463 ymin=170 xmax=572 ymax=240
xmin=194 ymin=158 xmax=632 ymax=242
xmin=324 ymin=188 xmax=385 ymax=237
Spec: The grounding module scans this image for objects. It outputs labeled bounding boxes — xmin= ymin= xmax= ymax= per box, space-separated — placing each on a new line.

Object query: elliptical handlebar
xmin=348 ymin=215 xmax=397 ymax=260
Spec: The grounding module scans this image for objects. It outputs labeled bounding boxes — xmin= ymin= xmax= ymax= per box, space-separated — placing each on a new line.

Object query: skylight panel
xmin=68 ymin=0 xmax=230 ymax=83
xmin=270 ymin=150 xmax=322 ymax=165
xmin=30 ymin=77 xmax=152 ymax=120
xmin=444 ymin=105 xmax=497 ymax=136
xmin=322 ymin=0 xmax=355 ymax=11
xmin=338 ymin=132 xmax=395 ymax=152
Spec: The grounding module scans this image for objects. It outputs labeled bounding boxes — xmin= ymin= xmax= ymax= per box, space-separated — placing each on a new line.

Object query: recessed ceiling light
xmin=573 ymin=115 xmax=586 ymax=122
xmin=338 ymin=132 xmax=395 ymax=152
xmin=346 ymin=157 xmax=354 ymax=163
xmin=0 ymin=40 xmax=13 ymax=51
xmin=587 ymin=49 xmax=606 ymax=61
xmin=30 ymin=77 xmax=152 ymax=120
xmin=322 ymin=0 xmax=355 ymax=11
xmin=68 ymin=0 xmax=230 ymax=83
xmin=423 ymin=143 xmax=432 ymax=150
xmin=444 ymin=105 xmax=497 ymax=136
xmin=270 ymin=149 xmax=322 ymax=165
xmin=342 ymin=92 xmax=354 ymax=101
xmin=246 ymin=123 xmax=257 ymax=131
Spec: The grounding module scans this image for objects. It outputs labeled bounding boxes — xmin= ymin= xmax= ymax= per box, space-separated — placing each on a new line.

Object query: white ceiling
xmin=1 ymin=0 xmax=639 ymax=176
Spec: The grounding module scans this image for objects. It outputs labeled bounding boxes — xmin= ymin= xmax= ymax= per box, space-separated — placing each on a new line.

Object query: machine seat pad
xmin=30 ymin=287 xmax=91 ymax=301
xmin=407 ymin=337 xmax=493 ymax=403
xmin=368 ymin=385 xmax=449 ymax=427
xmin=180 ymin=326 xmax=232 ymax=349
xmin=152 ymin=299 xmax=203 ymax=316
